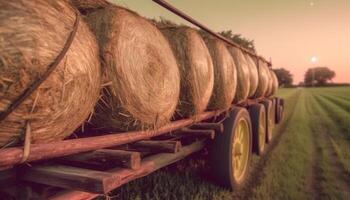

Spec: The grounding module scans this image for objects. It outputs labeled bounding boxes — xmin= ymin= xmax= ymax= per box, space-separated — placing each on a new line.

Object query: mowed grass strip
xmin=314 ymin=94 xmax=350 ymax=135
xmin=251 ymin=89 xmax=314 ymax=200
xmin=275 ymin=87 xmax=300 ymax=99
xmin=236 ymin=88 xmax=301 ymax=200
xmin=320 ymin=94 xmax=350 ymax=113
xmin=310 ymin=86 xmax=350 ymax=97
xmin=307 ymin=89 xmax=350 ymax=199
xmin=309 ymin=89 xmax=350 ymax=175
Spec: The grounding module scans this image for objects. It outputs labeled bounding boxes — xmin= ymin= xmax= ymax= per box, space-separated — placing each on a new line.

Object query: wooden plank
xmin=0 ymin=109 xmax=226 ymax=168
xmin=50 ymin=191 xmax=100 ymax=200
xmin=19 ymin=165 xmax=120 ymax=193
xmin=49 ymin=139 xmax=207 ymax=200
xmin=59 ymin=149 xmax=141 ymax=170
xmin=96 ymin=149 xmax=141 ymax=169
xmin=131 ymin=140 xmax=182 ymax=153
xmin=190 ymin=122 xmax=224 ymax=133
xmin=177 ymin=128 xmax=216 ymax=139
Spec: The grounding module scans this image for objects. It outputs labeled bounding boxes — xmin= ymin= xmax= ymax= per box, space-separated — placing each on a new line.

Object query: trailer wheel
xmin=261 ymin=100 xmax=274 ymax=143
xmin=248 ymin=103 xmax=266 ymax=155
xmin=210 ymin=107 xmax=252 ymax=189
xmin=279 ymin=98 xmax=285 ymax=121
xmin=275 ymin=98 xmax=284 ymax=124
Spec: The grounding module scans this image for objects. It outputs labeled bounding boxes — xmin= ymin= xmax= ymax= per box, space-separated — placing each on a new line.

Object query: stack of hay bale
xmin=0 ymin=0 xmax=279 ymax=148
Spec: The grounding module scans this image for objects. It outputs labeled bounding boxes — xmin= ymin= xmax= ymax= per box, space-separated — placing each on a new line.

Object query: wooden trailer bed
xmin=0 ymin=97 xmax=274 ymax=200
xmin=0 ymin=105 xmax=231 ymax=199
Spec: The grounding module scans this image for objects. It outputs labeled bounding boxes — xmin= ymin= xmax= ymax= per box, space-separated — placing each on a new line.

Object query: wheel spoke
xmin=239 ymin=127 xmax=244 ymax=140
xmin=236 ymin=125 xmax=241 ymax=142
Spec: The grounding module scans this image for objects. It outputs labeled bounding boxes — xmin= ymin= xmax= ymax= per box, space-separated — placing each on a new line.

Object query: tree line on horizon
xmin=273 ymin=67 xmax=341 ymax=87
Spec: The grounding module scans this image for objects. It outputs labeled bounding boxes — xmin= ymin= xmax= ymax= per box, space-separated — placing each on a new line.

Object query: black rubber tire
xmin=280 ymin=98 xmax=285 ymax=107
xmin=271 ymin=98 xmax=276 ymax=125
xmin=275 ymin=98 xmax=280 ymax=123
xmin=209 ymin=107 xmax=252 ymax=189
xmin=261 ymin=99 xmax=274 ymax=143
xmin=248 ymin=103 xmax=266 ymax=155
xmin=275 ymin=98 xmax=284 ymax=124
xmin=279 ymin=98 xmax=285 ymax=121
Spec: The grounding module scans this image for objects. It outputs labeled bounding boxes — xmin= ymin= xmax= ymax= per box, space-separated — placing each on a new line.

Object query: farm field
xmin=104 ymin=87 xmax=350 ymax=200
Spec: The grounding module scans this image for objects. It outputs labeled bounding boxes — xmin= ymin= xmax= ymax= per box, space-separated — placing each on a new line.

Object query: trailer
xmin=0 ymin=97 xmax=284 ymax=199
xmin=0 ymin=1 xmax=285 ymax=199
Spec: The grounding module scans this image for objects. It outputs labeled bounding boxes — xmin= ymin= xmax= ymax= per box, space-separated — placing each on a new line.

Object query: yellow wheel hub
xmin=232 ymin=118 xmax=250 ymax=182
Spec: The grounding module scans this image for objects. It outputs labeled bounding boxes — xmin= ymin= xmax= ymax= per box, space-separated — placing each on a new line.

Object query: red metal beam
xmin=152 ymin=0 xmax=272 ymax=66
xmin=0 ymin=109 xmax=225 ymax=168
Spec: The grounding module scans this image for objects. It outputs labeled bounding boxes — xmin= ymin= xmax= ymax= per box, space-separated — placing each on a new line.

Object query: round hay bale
xmin=203 ymin=37 xmax=237 ymax=110
xmin=227 ymin=47 xmax=250 ymax=103
xmin=0 ymin=0 xmax=101 ymax=147
xmin=270 ymin=70 xmax=279 ymax=96
xmin=244 ymin=53 xmax=259 ymax=98
xmin=84 ymin=6 xmax=180 ymax=131
xmin=160 ymin=27 xmax=214 ymax=117
xmin=265 ymin=68 xmax=274 ymax=97
xmin=253 ymin=59 xmax=269 ymax=98
xmin=69 ymin=0 xmax=110 ymax=10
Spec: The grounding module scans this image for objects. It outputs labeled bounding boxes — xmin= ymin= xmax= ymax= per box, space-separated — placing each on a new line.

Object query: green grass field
xmin=105 ymin=87 xmax=350 ymax=200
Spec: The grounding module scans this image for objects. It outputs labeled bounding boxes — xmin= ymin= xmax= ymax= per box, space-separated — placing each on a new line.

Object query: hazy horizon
xmin=112 ymin=0 xmax=349 ymax=84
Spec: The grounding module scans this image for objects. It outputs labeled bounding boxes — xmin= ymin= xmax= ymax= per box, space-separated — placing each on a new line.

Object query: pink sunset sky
xmin=113 ymin=0 xmax=350 ymax=84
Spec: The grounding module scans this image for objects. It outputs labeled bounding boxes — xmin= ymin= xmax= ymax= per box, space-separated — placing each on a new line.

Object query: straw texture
xmin=0 ymin=0 xmax=101 ymax=147
xmin=270 ymin=70 xmax=279 ymax=96
xmin=203 ymin=37 xmax=237 ymax=110
xmin=253 ymin=59 xmax=269 ymax=98
xmin=244 ymin=53 xmax=259 ymax=98
xmin=228 ymin=47 xmax=250 ymax=103
xmin=161 ymin=27 xmax=214 ymax=117
xmin=265 ymin=68 xmax=273 ymax=97
xmin=83 ymin=5 xmax=180 ymax=131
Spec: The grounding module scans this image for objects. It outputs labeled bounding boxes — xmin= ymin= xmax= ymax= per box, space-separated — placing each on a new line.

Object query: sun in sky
xmin=311 ymin=56 xmax=318 ymax=64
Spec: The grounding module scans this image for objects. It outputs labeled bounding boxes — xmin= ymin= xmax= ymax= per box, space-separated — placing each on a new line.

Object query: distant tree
xmin=219 ymin=30 xmax=256 ymax=52
xmin=273 ymin=68 xmax=293 ymax=87
xmin=304 ymin=67 xmax=335 ymax=86
xmin=298 ymin=82 xmax=305 ymax=87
